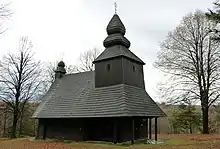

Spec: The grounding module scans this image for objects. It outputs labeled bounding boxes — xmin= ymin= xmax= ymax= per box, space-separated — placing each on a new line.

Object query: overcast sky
xmin=0 ymin=0 xmax=214 ymax=102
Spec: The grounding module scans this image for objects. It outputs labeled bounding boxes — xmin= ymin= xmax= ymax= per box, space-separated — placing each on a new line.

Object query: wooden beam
xmin=155 ymin=117 xmax=158 ymax=141
xmin=113 ymin=120 xmax=117 ymax=144
xmin=43 ymin=121 xmax=47 ymax=140
xmin=149 ymin=118 xmax=152 ymax=140
xmin=81 ymin=119 xmax=86 ymax=141
xmin=146 ymin=117 xmax=148 ymax=143
xmin=80 ymin=122 xmax=84 ymax=141
xmin=131 ymin=118 xmax=135 ymax=144
xmin=35 ymin=120 xmax=40 ymax=139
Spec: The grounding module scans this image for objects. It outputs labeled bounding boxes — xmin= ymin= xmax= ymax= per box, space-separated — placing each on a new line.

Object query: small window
xmin=133 ymin=65 xmax=135 ymax=72
xmin=107 ymin=64 xmax=111 ymax=71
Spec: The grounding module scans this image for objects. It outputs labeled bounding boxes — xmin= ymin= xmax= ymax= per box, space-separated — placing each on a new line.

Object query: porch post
xmin=113 ymin=119 xmax=117 ymax=144
xmin=43 ymin=120 xmax=47 ymax=140
xmin=149 ymin=117 xmax=152 ymax=140
xmin=81 ymin=120 xmax=84 ymax=141
xmin=146 ymin=117 xmax=148 ymax=143
xmin=35 ymin=120 xmax=40 ymax=139
xmin=131 ymin=118 xmax=135 ymax=144
xmin=155 ymin=117 xmax=158 ymax=141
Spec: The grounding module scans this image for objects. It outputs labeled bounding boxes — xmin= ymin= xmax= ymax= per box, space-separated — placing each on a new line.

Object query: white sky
xmin=0 ymin=0 xmax=214 ymax=102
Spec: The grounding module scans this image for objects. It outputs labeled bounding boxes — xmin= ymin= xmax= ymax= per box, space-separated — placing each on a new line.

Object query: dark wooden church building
xmin=33 ymin=12 xmax=166 ymax=144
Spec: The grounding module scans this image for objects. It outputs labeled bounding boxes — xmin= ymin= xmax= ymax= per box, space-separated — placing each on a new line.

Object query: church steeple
xmin=103 ymin=14 xmax=131 ymax=48
xmin=93 ymin=12 xmax=145 ymax=89
xmin=93 ymin=13 xmax=144 ymax=64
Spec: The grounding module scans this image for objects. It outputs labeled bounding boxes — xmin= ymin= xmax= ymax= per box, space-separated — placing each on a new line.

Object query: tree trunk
xmin=18 ymin=112 xmax=23 ymax=137
xmin=202 ymin=105 xmax=209 ymax=134
xmin=11 ymin=112 xmax=18 ymax=138
xmin=189 ymin=120 xmax=192 ymax=134
xmin=3 ymin=105 xmax=7 ymax=137
xmin=189 ymin=124 xmax=193 ymax=134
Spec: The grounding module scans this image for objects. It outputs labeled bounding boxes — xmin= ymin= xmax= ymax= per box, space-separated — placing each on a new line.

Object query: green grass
xmin=30 ymin=137 xmax=73 ymax=143
xmin=29 ymin=137 xmax=200 ymax=146
xmin=67 ymin=138 xmax=201 ymax=148
xmin=6 ymin=136 xmax=219 ymax=149
xmin=1 ymin=137 xmax=220 ymax=149
xmin=163 ymin=138 xmax=197 ymax=145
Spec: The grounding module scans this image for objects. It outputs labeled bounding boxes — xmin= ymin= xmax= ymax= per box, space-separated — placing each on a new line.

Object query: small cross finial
xmin=114 ymin=2 xmax=117 ymax=14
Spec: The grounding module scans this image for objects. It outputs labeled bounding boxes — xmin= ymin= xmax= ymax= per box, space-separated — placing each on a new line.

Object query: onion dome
xmin=93 ymin=13 xmax=145 ymax=65
xmin=55 ymin=61 xmax=66 ymax=75
xmin=58 ymin=61 xmax=65 ymax=67
xmin=103 ymin=14 xmax=130 ymax=48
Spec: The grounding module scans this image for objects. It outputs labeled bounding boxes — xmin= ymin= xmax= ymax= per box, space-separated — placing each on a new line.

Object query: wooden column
xmin=80 ymin=120 xmax=84 ymax=141
xmin=155 ymin=117 xmax=158 ymax=141
xmin=149 ymin=118 xmax=152 ymax=140
xmin=35 ymin=120 xmax=40 ymax=139
xmin=113 ymin=120 xmax=117 ymax=144
xmin=146 ymin=117 xmax=148 ymax=143
xmin=43 ymin=121 xmax=47 ymax=140
xmin=131 ymin=118 xmax=135 ymax=144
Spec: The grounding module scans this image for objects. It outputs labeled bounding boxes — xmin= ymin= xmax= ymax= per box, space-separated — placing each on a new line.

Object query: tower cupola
xmin=55 ymin=61 xmax=66 ymax=78
xmin=103 ymin=14 xmax=130 ymax=48
xmin=93 ymin=11 xmax=145 ymax=89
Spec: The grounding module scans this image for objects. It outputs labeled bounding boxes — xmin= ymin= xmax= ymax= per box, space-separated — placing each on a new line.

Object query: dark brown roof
xmin=33 ymin=71 xmax=166 ymax=118
xmin=94 ymin=45 xmax=145 ymax=64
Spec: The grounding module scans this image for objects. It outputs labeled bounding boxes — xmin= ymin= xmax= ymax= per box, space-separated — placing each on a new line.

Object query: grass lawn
xmin=0 ymin=134 xmax=220 ymax=149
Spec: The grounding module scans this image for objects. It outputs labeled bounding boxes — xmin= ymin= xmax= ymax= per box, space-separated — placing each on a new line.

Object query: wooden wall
xmin=37 ymin=117 xmax=148 ymax=142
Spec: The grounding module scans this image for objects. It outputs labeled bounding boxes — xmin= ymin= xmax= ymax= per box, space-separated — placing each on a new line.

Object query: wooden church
xmin=33 ymin=12 xmax=166 ymax=144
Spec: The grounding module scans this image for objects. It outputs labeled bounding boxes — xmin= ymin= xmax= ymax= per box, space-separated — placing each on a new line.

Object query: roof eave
xmin=93 ymin=55 xmax=145 ymax=65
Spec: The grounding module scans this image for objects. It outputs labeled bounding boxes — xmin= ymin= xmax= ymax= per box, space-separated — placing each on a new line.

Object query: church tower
xmin=93 ymin=14 xmax=145 ymax=89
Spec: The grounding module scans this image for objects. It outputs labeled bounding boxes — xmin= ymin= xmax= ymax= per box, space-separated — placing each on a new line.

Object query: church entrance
xmin=84 ymin=118 xmax=114 ymax=142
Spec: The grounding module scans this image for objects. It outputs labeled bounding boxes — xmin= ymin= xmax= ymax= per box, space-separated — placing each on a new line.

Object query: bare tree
xmin=155 ymin=11 xmax=220 ymax=134
xmin=75 ymin=48 xmax=100 ymax=72
xmin=0 ymin=37 xmax=43 ymax=138
xmin=0 ymin=2 xmax=12 ymax=34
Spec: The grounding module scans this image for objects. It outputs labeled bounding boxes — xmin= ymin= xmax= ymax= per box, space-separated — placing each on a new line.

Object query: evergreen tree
xmin=170 ymin=105 xmax=202 ymax=134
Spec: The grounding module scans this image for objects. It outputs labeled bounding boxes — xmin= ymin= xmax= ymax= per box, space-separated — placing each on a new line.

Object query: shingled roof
xmin=33 ymin=13 xmax=166 ymax=119
xmin=33 ymin=71 xmax=166 ymax=118
xmin=93 ymin=14 xmax=145 ymax=64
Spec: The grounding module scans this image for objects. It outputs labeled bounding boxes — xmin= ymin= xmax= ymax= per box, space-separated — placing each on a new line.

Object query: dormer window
xmin=107 ymin=64 xmax=111 ymax=71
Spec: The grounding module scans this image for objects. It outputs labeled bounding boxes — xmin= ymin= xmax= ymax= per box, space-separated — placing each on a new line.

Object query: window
xmin=107 ymin=64 xmax=110 ymax=71
xmin=133 ymin=65 xmax=135 ymax=72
